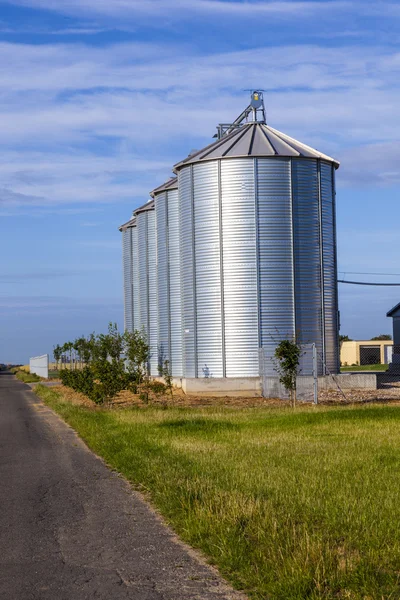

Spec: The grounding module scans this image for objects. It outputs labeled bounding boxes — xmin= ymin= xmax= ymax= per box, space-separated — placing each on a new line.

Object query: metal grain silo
xmin=134 ymin=200 xmax=158 ymax=375
xmin=174 ymin=95 xmax=340 ymax=378
xmin=151 ymin=177 xmax=183 ymax=377
xmin=119 ymin=216 xmax=138 ymax=333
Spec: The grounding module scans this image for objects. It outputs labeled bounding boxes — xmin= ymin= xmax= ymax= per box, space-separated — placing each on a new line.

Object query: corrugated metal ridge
xmin=173 ymin=121 xmax=340 ymax=169
xmin=173 ymin=124 xmax=251 ymax=171
xmin=248 ymin=124 xmax=257 ymax=155
xmin=267 ymin=125 xmax=340 ymax=167
xmin=119 ymin=216 xmax=136 ymax=231
xmin=150 ymin=176 xmax=178 ymax=197
xmin=220 ymin=124 xmax=252 ymax=157
xmin=186 ymin=124 xmax=249 ymax=162
xmin=256 ymin=125 xmax=278 ymax=155
xmin=261 ymin=125 xmax=300 ymax=156
xmin=134 ymin=199 xmax=155 ymax=215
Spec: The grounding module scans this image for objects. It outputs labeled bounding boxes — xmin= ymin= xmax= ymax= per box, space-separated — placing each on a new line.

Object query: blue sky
xmin=0 ymin=0 xmax=399 ymax=363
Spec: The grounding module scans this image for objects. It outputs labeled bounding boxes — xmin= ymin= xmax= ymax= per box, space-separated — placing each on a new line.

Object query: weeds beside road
xmin=35 ymin=384 xmax=400 ymax=600
xmin=12 ymin=369 xmax=41 ymax=383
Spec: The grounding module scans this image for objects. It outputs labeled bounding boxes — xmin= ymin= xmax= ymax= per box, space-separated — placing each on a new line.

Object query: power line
xmin=338 ymin=271 xmax=400 ymax=277
xmin=338 ymin=280 xmax=400 ymax=286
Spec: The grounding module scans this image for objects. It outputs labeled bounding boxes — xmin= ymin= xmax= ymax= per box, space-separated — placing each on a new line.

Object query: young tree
xmin=53 ymin=344 xmax=62 ymax=372
xmin=162 ymin=359 xmax=173 ymax=400
xmin=124 ymin=329 xmax=150 ymax=388
xmin=274 ymin=339 xmax=301 ymax=407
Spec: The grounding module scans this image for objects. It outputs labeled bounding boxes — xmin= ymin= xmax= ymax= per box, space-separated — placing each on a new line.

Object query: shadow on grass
xmin=159 ymin=418 xmax=241 ymax=433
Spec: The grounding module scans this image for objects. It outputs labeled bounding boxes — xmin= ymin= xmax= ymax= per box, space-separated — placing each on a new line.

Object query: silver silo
xmin=174 ymin=92 xmax=340 ymax=378
xmin=134 ymin=200 xmax=158 ymax=375
xmin=119 ymin=216 xmax=137 ymax=333
xmin=151 ymin=177 xmax=183 ymax=377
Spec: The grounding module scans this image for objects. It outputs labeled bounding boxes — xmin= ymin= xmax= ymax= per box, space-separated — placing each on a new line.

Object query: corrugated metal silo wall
xmin=194 ymin=162 xmax=223 ymax=378
xmin=131 ymin=225 xmax=139 ymax=332
xmin=291 ymin=160 xmax=324 ymax=363
xmin=221 ymin=159 xmax=259 ymax=377
xmin=137 ymin=210 xmax=158 ymax=375
xmin=178 ymin=156 xmax=339 ymax=378
xmin=179 ymin=168 xmax=197 ymax=377
xmin=156 ymin=192 xmax=169 ymax=372
xmin=320 ymin=161 xmax=339 ymax=373
xmin=257 ymin=158 xmax=295 ymax=361
xmin=122 ymin=228 xmax=133 ymax=332
xmin=167 ymin=188 xmax=183 ymax=377
xmin=156 ymin=187 xmax=183 ymax=377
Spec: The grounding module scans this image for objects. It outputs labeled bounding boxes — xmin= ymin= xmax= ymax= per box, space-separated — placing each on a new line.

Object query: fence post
xmin=312 ymin=343 xmax=318 ymax=404
xmin=259 ymin=347 xmax=265 ymax=397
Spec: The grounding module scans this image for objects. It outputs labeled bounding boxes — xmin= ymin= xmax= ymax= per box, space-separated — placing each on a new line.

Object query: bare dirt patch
xmin=52 ymin=383 xmax=400 ymax=410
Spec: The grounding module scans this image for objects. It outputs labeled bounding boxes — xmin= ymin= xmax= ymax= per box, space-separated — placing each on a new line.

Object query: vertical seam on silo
xmin=122 ymin=230 xmax=126 ymax=331
xmin=254 ymin=158 xmax=262 ymax=352
xmin=178 ymin=171 xmax=186 ymax=378
xmin=218 ymin=159 xmax=226 ymax=378
xmin=130 ymin=228 xmax=133 ymax=332
xmin=145 ymin=212 xmax=150 ymax=374
xmin=191 ymin=164 xmax=198 ymax=378
xmin=165 ymin=192 xmax=172 ymax=371
xmin=290 ymin=159 xmax=297 ymax=342
xmin=332 ymin=163 xmax=339 ymax=372
xmin=318 ymin=160 xmax=326 ymax=374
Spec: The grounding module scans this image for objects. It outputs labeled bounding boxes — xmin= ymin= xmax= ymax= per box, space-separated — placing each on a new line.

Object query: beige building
xmin=340 ymin=340 xmax=393 ymax=366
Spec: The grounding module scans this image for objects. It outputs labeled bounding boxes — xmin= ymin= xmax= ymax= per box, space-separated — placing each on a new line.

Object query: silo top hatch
xmin=174 ymin=91 xmax=339 ymax=171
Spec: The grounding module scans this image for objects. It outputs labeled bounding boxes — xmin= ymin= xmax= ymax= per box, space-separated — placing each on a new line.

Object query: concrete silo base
xmin=170 ymin=373 xmax=379 ymax=398
xmin=174 ymin=377 xmax=262 ymax=397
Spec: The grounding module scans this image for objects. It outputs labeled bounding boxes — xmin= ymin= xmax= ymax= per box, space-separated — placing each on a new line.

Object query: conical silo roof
xmin=134 ymin=199 xmax=155 ymax=216
xmin=150 ymin=177 xmax=178 ymax=197
xmin=174 ymin=122 xmax=339 ymax=171
xmin=119 ymin=215 xmax=136 ymax=232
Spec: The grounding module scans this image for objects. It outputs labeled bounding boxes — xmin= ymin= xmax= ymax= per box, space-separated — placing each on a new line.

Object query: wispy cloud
xmin=4 ymin=0 xmax=353 ymax=22
xmin=0 ymin=39 xmax=398 ymax=208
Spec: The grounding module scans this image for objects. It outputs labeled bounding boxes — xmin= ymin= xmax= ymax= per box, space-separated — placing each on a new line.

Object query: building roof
xmin=387 ymin=302 xmax=400 ymax=317
xmin=150 ymin=177 xmax=178 ymax=197
xmin=173 ymin=122 xmax=340 ymax=171
xmin=119 ymin=216 xmax=136 ymax=232
xmin=134 ymin=198 xmax=155 ymax=216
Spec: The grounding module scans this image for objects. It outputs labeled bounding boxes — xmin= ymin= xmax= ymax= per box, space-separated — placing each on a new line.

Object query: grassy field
xmin=35 ymin=385 xmax=400 ymax=600
xmin=341 ymin=364 xmax=388 ymax=372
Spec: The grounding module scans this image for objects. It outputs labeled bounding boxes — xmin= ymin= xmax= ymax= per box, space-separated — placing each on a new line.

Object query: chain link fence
xmin=259 ymin=343 xmax=318 ymax=403
xmin=259 ymin=343 xmax=349 ymax=403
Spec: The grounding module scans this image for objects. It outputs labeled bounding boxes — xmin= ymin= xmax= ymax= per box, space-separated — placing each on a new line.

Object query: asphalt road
xmin=0 ymin=372 xmax=245 ymax=600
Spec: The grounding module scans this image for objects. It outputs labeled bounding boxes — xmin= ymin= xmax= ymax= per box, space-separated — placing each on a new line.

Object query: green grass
xmin=35 ymin=384 xmax=400 ymax=600
xmin=15 ymin=370 xmax=41 ymax=383
xmin=341 ymin=364 xmax=388 ymax=372
xmin=48 ymin=370 xmax=60 ymax=379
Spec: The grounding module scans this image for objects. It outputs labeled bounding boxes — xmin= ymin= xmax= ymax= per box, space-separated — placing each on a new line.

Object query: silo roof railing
xmin=173 ymin=122 xmax=340 ymax=171
xmin=150 ymin=177 xmax=178 ymax=198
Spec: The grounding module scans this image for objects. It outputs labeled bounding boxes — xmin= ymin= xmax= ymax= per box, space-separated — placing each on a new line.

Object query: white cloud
xmin=0 ymin=39 xmax=399 ymax=211
xmin=3 ymin=0 xmax=353 ymax=21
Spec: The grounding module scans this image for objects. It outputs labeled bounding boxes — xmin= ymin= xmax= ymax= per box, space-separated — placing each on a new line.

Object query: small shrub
xmin=274 ymin=339 xmax=301 ymax=407
xmin=55 ymin=324 xmax=150 ymax=405
xmin=148 ymin=380 xmax=167 ymax=396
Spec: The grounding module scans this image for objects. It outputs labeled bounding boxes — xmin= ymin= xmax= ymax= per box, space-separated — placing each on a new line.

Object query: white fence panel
xmin=30 ymin=354 xmax=49 ymax=379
